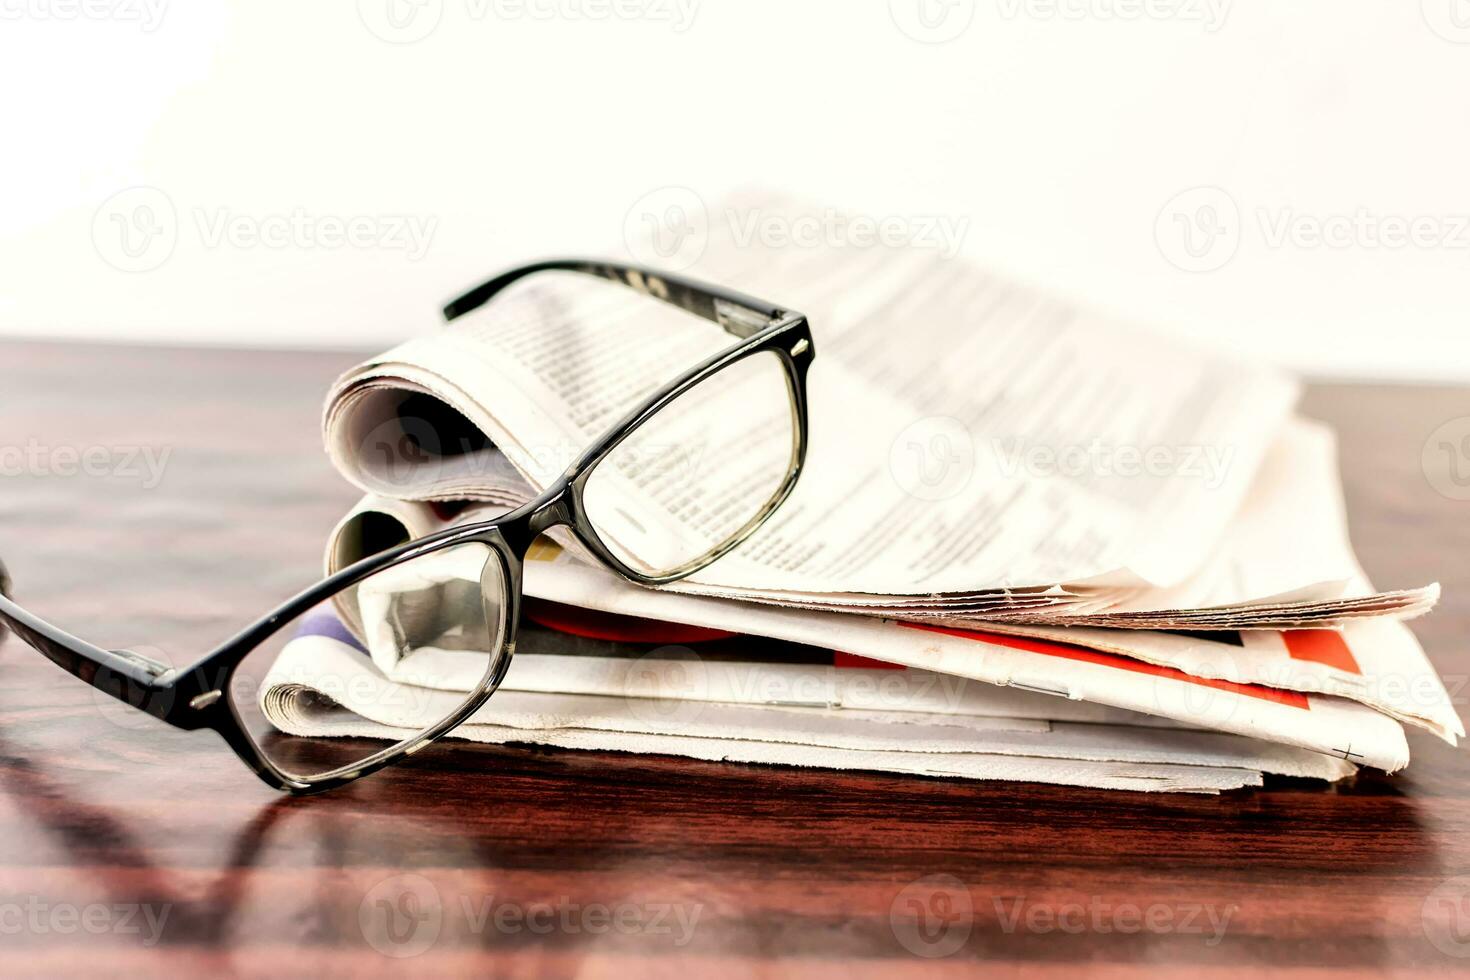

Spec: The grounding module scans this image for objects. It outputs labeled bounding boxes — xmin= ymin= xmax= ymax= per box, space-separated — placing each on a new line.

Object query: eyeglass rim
xmin=208 ymin=303 xmax=810 ymax=669
xmin=0 ymin=257 xmax=814 ymax=795
xmin=216 ymin=310 xmax=812 ymax=793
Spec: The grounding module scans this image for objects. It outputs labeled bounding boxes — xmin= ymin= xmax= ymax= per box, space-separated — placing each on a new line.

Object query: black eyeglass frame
xmin=0 ymin=259 xmax=814 ymax=795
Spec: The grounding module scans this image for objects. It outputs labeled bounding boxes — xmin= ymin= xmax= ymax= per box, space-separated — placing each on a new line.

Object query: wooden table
xmin=0 ymin=340 xmax=1466 ymax=978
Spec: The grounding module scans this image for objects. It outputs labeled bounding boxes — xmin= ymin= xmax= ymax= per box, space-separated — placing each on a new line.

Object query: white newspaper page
xmin=324 ymin=196 xmax=1299 ymax=598
xmin=325 ymin=503 xmax=1411 ymax=772
xmin=259 ymin=630 xmax=1354 ymax=792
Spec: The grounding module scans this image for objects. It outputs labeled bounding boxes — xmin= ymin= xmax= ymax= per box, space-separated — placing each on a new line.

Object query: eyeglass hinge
xmin=109 ymin=647 xmax=173 ymax=679
xmin=189 ymin=690 xmax=223 ymax=710
xmin=714 ymin=299 xmax=777 ymax=339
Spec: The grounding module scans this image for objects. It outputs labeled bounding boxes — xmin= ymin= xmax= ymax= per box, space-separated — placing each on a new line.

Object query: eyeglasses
xmin=0 ymin=259 xmax=814 ymax=794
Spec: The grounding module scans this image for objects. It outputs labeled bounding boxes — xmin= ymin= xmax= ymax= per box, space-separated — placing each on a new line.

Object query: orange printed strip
xmin=1282 ymin=630 xmax=1361 ymax=674
xmin=899 ymin=622 xmax=1311 ymax=710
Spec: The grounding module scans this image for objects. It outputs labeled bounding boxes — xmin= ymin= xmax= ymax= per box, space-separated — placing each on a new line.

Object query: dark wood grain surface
xmin=0 ymin=339 xmax=1466 ymax=978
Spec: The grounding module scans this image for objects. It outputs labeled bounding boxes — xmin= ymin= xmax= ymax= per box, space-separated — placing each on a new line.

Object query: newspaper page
xmin=322 ymin=198 xmax=1434 ymax=625
xmin=324 ymin=195 xmax=1300 ymax=603
xmin=258 ymin=620 xmax=1355 ymax=792
xmin=326 ymin=497 xmax=1412 ymax=771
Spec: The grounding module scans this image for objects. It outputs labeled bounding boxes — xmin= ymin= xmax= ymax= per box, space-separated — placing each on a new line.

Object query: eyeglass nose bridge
xmin=530 ymin=485 xmax=575 ymax=533
xmin=488 ymin=483 xmax=578 ymax=556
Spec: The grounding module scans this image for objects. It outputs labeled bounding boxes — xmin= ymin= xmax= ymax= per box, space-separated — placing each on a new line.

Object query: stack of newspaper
xmin=261 ymin=198 xmax=1459 ymax=793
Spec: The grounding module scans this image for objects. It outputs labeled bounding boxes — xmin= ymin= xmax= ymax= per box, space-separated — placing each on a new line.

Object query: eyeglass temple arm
xmin=0 ymin=567 xmax=176 ymax=719
xmin=441 ymin=258 xmax=797 ymax=339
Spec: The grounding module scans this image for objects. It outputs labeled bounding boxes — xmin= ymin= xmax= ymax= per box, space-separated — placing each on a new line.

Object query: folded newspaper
xmin=262 ymin=196 xmax=1457 ymax=793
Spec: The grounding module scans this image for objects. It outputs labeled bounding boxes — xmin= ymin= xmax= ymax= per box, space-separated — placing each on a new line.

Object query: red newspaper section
xmin=900 ymin=622 xmax=1311 ymax=710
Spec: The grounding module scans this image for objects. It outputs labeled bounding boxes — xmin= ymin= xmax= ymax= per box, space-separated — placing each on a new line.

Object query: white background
xmin=1 ymin=0 xmax=1468 ymax=381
